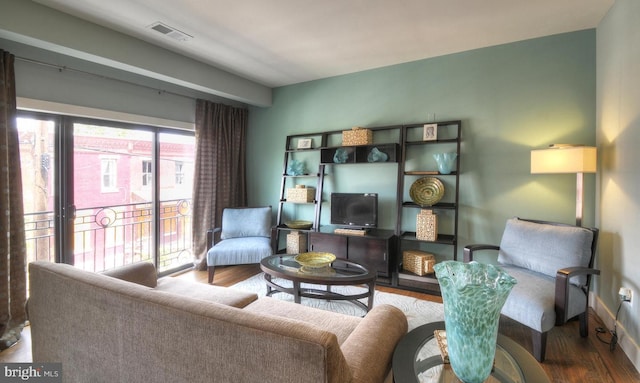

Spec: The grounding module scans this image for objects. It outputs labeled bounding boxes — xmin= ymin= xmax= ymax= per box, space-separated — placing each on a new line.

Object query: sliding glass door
xmin=17 ymin=112 xmax=195 ymax=274
xmin=72 ymin=123 xmax=155 ymax=271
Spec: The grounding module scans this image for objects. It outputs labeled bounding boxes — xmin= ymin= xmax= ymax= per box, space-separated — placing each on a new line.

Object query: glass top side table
xmin=392 ymin=321 xmax=551 ymax=383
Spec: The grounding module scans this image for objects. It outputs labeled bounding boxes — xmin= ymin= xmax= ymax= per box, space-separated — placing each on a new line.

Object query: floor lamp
xmin=530 ymin=145 xmax=597 ymax=227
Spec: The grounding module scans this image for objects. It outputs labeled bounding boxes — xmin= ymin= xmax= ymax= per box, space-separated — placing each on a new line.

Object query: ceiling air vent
xmin=148 ymin=22 xmax=193 ymax=42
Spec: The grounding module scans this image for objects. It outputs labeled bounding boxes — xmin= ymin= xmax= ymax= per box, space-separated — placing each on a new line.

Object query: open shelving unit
xmin=273 ymin=120 xmax=461 ymax=295
xmin=273 ymin=132 xmax=328 ymax=253
xmin=395 ymin=121 xmax=461 ymax=294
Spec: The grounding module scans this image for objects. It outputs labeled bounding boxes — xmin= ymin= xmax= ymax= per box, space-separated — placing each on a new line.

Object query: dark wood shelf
xmin=401 ymin=202 xmax=456 ymax=210
xmin=279 ymin=199 xmax=319 ymax=204
xmin=405 ymin=138 xmax=458 ymax=146
xmin=400 ymin=232 xmax=456 ymax=245
xmin=281 ymin=173 xmax=321 ymax=178
xmin=275 ymin=224 xmax=314 ymax=231
xmin=405 ymin=170 xmax=458 ymax=176
xmin=285 ymin=147 xmax=321 ymax=153
xmin=396 ymin=271 xmax=442 ymax=294
xmin=320 ymin=143 xmax=399 ymax=164
xmin=397 ymin=270 xmax=437 ymax=283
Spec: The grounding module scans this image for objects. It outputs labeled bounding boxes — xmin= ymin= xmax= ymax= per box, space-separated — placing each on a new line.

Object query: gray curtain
xmin=191 ymin=100 xmax=248 ymax=270
xmin=0 ymin=49 xmax=27 ymax=350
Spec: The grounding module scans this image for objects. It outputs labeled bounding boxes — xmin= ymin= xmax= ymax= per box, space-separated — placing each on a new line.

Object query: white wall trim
xmin=591 ymin=292 xmax=640 ymax=372
xmin=17 ymin=97 xmax=194 ymax=131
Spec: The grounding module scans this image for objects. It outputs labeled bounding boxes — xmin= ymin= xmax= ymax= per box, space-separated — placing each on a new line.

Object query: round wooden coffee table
xmin=260 ymin=254 xmax=377 ymax=312
xmin=393 ymin=321 xmax=551 ymax=383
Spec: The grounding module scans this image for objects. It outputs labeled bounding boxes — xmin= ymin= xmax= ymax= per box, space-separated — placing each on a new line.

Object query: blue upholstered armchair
xmin=206 ymin=206 xmax=274 ymax=283
xmin=464 ymin=217 xmax=599 ymax=362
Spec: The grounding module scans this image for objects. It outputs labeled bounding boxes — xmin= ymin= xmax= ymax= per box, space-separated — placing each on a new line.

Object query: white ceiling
xmin=33 ymin=0 xmax=613 ymax=88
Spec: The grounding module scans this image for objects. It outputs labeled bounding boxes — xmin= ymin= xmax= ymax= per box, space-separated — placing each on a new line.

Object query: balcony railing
xmin=24 ymin=199 xmax=193 ymax=273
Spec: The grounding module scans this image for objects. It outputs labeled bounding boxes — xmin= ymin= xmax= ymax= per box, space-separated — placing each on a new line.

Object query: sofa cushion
xmin=101 ymin=261 xmax=157 ymax=288
xmin=220 ymin=206 xmax=271 ymax=239
xmin=156 ymin=278 xmax=258 ymax=308
xmin=497 ymin=218 xmax=593 ymax=286
xmin=243 ymin=297 xmax=362 ymax=344
xmin=207 ymin=237 xmax=273 ymax=266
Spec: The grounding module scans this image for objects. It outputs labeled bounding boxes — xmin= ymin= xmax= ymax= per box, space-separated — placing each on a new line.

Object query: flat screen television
xmin=330 ymin=193 xmax=378 ymax=229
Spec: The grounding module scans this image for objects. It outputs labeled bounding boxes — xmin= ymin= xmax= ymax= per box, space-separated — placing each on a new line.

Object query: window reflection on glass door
xmin=158 ymin=132 xmax=195 ymax=272
xmin=17 ymin=116 xmax=57 ymax=264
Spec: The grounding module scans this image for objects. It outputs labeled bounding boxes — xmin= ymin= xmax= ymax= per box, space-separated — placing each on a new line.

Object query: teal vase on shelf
xmin=286 ymin=159 xmax=306 ymax=176
xmin=433 ymin=261 xmax=517 ymax=383
xmin=433 ymin=152 xmax=457 ymax=174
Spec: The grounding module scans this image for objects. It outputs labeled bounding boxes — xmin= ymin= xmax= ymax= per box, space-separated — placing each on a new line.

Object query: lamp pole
xmin=576 ymin=172 xmax=584 ymax=227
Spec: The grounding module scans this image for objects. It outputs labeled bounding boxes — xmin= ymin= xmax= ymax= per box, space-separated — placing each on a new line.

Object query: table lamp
xmin=530 ymin=144 xmax=597 ymax=226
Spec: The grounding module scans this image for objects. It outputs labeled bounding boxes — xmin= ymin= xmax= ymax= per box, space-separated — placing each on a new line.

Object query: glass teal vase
xmin=433 ymin=261 xmax=517 ymax=383
xmin=433 ymin=152 xmax=457 ymax=174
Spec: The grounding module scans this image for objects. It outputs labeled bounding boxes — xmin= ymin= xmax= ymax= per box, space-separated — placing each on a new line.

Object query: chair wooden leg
xmin=207 ymin=266 xmax=215 ymax=284
xmin=579 ymin=311 xmax=588 ymax=337
xmin=532 ymin=330 xmax=547 ymax=362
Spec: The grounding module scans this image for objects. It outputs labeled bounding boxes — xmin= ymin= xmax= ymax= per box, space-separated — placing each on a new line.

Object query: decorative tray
xmin=409 ymin=177 xmax=445 ymax=206
xmin=284 ymin=220 xmax=313 ymax=229
xmin=294 ymin=252 xmax=336 ymax=269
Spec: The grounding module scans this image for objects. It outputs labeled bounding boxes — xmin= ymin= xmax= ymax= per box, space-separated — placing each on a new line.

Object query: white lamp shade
xmin=531 ymin=146 xmax=597 ymax=174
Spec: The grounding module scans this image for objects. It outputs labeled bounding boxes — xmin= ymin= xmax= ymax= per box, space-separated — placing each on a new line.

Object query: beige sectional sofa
xmin=27 ymin=261 xmax=408 ymax=383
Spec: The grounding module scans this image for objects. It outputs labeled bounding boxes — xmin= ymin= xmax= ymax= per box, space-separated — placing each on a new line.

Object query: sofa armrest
xmin=206 ymin=227 xmax=222 ymax=249
xmin=463 ymin=244 xmax=500 ymax=262
xmin=554 ymin=266 xmax=601 ymax=325
xmin=101 ymin=262 xmax=157 ymax=288
xmin=340 ymin=304 xmax=408 ymax=383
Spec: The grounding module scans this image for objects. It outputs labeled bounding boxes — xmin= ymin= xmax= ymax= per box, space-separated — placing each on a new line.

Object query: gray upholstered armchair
xmin=464 ymin=217 xmax=599 ymax=362
xmin=206 ymin=206 xmax=274 ymax=283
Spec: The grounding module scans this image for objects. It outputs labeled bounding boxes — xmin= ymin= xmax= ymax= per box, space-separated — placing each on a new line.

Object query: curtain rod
xmin=15 ymin=55 xmax=197 ymax=101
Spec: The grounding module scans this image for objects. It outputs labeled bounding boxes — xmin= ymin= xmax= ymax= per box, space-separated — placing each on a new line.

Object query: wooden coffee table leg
xmin=293 ymin=281 xmax=301 ymax=304
xmin=367 ymin=281 xmax=375 ymax=310
xmin=263 ymin=273 xmax=273 ymax=296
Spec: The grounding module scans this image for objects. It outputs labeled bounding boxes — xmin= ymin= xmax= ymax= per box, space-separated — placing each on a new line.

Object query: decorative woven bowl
xmin=284 ymin=220 xmax=313 ymax=229
xmin=294 ymin=252 xmax=336 ymax=269
xmin=409 ymin=177 xmax=445 ymax=206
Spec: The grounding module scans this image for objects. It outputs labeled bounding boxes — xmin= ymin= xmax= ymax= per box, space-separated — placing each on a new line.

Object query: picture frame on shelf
xmin=423 ymin=124 xmax=438 ymax=141
xmin=297 ymin=138 xmax=313 ymax=149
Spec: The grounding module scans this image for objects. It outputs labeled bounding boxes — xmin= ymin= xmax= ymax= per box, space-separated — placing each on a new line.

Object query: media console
xmin=308 ymin=226 xmax=396 ymax=280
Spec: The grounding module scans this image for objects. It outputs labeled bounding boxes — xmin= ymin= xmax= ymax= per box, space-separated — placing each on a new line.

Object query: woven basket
xmin=286 ymin=231 xmax=307 ymax=254
xmin=403 ymin=250 xmax=435 ymax=276
xmin=342 ymin=127 xmax=373 ymax=146
xmin=416 ymin=209 xmax=438 ymax=241
xmin=286 ymin=185 xmax=315 ymax=203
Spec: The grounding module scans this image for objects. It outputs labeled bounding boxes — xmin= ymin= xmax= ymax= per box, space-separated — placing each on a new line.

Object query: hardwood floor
xmin=3 ymin=264 xmax=639 ymax=382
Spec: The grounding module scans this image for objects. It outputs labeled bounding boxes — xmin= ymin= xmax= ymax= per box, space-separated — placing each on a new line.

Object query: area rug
xmin=231 ymin=273 xmax=444 ymax=331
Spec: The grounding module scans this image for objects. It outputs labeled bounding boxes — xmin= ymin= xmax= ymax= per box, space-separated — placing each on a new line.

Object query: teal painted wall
xmin=248 ymin=30 xmax=596 ymax=258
